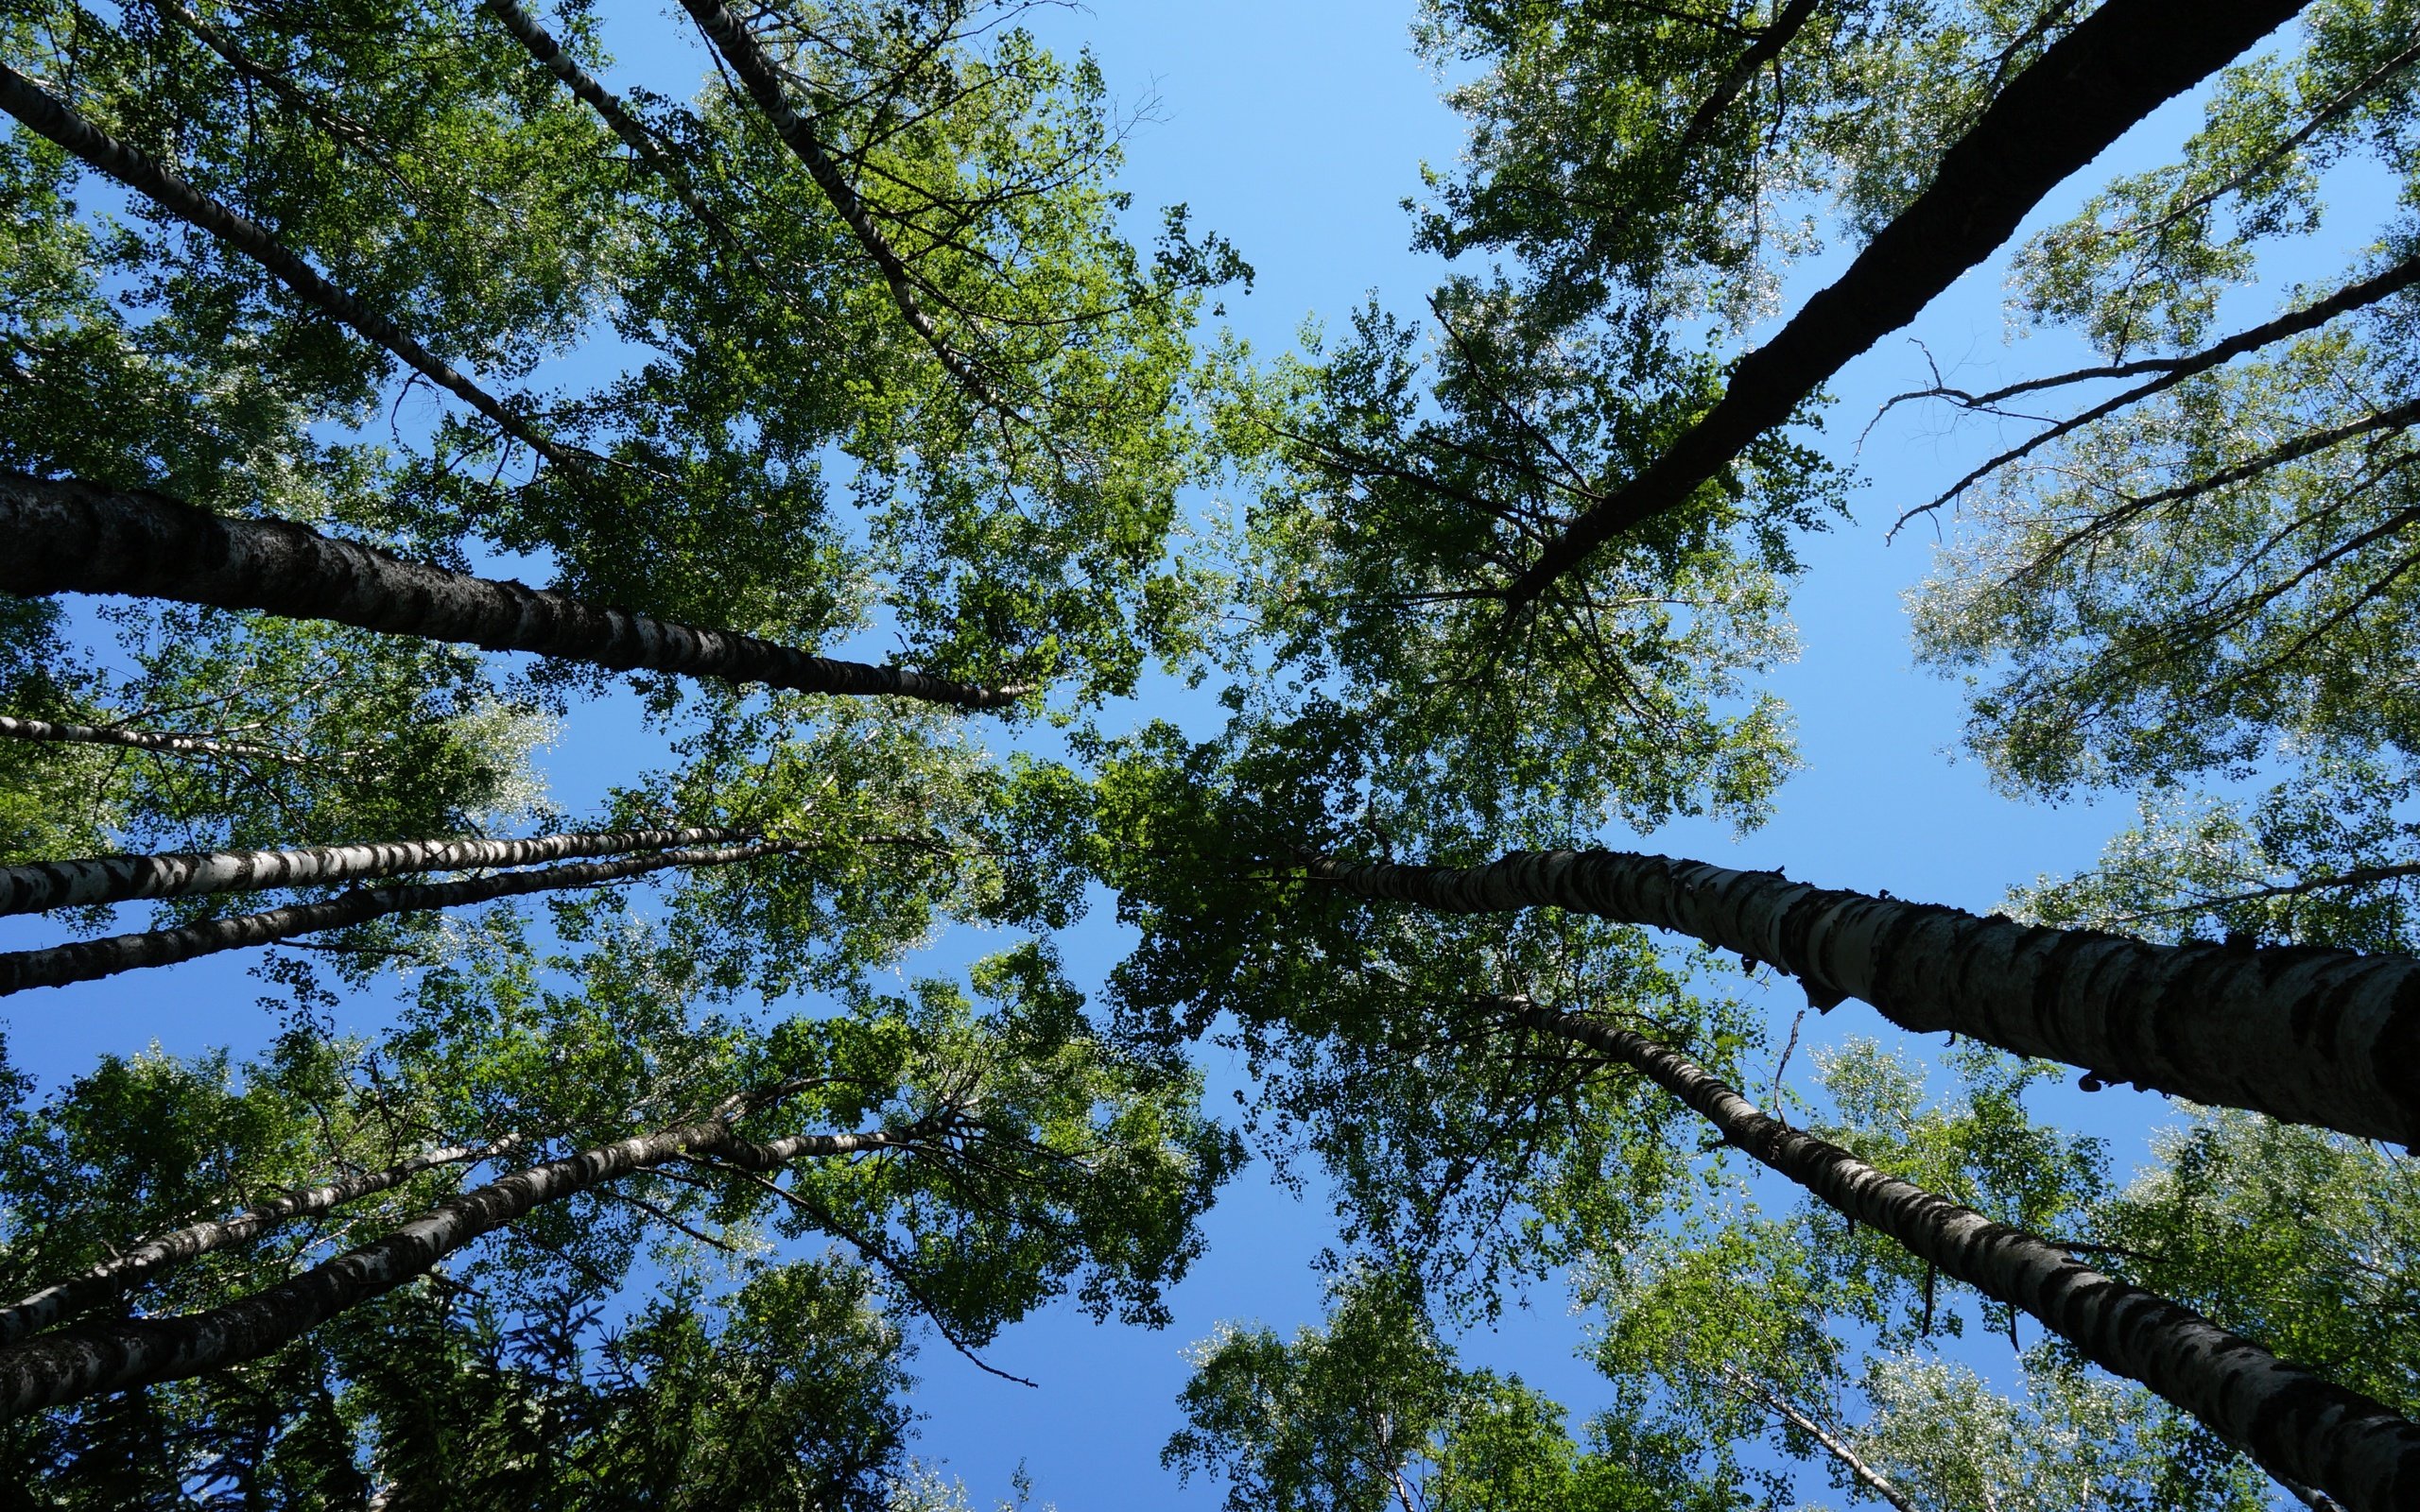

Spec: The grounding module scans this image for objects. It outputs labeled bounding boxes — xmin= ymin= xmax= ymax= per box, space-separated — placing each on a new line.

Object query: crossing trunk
xmin=1311 ymin=849 xmax=2420 ymax=1144
xmin=0 ymin=473 xmax=1023 ymax=709
xmin=1509 ymin=999 xmax=2420 ymax=1512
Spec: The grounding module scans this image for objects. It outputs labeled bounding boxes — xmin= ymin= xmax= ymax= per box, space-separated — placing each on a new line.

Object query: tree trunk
xmin=1507 ymin=1000 xmax=2420 ymax=1512
xmin=0 ymin=473 xmax=1023 ymax=709
xmin=0 ymin=713 xmax=300 ymax=765
xmin=1717 ymin=1364 xmax=1920 ymax=1512
xmin=1499 ymin=0 xmax=2308 ymax=608
xmin=0 ymin=1113 xmax=928 ymax=1417
xmin=1311 ymin=849 xmax=2420 ymax=1144
xmin=678 ymin=0 xmax=1002 ymax=407
xmin=0 ymin=839 xmax=795 ymax=995
xmin=0 ymin=1134 xmax=525 ymax=1346
xmin=479 ymin=0 xmax=752 ymax=260
xmin=0 ymin=63 xmax=581 ymax=473
xmin=0 ymin=825 xmax=752 ymax=917
xmin=1671 ymin=0 xmax=1823 ymax=161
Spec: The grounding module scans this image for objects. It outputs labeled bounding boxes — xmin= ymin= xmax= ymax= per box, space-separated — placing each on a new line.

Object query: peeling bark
xmin=0 ymin=713 xmax=300 ymax=765
xmin=1499 ymin=0 xmax=2308 ymax=608
xmin=1511 ymin=1001 xmax=2420 ymax=1512
xmin=0 ymin=63 xmax=582 ymax=472
xmin=1311 ymin=848 xmax=2420 ymax=1144
xmin=0 ymin=839 xmax=795 ymax=995
xmin=0 ymin=1133 xmax=525 ymax=1346
xmin=0 ymin=473 xmax=1025 ymax=708
xmin=0 ymin=1114 xmax=929 ymax=1417
xmin=0 ymin=825 xmax=752 ymax=917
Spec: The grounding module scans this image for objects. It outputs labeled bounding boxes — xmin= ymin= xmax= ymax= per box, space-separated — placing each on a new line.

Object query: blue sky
xmin=0 ymin=2 xmax=2381 ymax=1505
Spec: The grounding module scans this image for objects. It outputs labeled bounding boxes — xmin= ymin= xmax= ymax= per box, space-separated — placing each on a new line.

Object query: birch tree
xmin=0 ymin=932 xmax=1235 ymax=1495
xmin=1580 ymin=1044 xmax=2281 ymax=1512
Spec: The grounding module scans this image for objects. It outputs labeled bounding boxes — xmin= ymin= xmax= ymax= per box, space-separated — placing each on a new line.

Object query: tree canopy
xmin=5 ymin=0 xmax=2420 ymax=1507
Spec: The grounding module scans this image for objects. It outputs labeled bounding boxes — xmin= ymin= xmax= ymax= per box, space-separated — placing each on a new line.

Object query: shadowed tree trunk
xmin=1670 ymin=0 xmax=1824 ymax=162
xmin=1499 ymin=0 xmax=2309 ymax=608
xmin=0 ymin=473 xmax=1024 ymax=709
xmin=0 ymin=1108 xmax=942 ymax=1417
xmin=0 ymin=838 xmax=797 ymax=995
xmin=1501 ymin=997 xmax=2420 ymax=1512
xmin=480 ymin=0 xmax=758 ymax=264
xmin=0 ymin=713 xmax=301 ymax=765
xmin=1309 ymin=849 xmax=2420 ymax=1144
xmin=678 ymin=0 xmax=1003 ymax=407
xmin=0 ymin=825 xmax=753 ymax=917
xmin=0 ymin=1133 xmax=526 ymax=1346
xmin=0 ymin=63 xmax=583 ymax=473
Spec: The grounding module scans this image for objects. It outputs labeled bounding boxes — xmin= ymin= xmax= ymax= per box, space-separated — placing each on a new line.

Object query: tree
xmin=1900 ymin=0 xmax=2420 ymax=941
xmin=14 ymin=0 xmax=2420 ymax=1504
xmin=0 ymin=935 xmax=1236 ymax=1492
xmin=1166 ymin=1270 xmax=1743 ymax=1512
xmin=1581 ymin=1040 xmax=2286 ymax=1512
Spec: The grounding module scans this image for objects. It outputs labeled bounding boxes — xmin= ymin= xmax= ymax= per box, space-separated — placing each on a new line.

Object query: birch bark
xmin=0 ymin=839 xmax=794 ymax=995
xmin=1499 ymin=0 xmax=2309 ymax=607
xmin=1508 ymin=1000 xmax=2420 ymax=1512
xmin=0 ymin=63 xmax=583 ymax=473
xmin=1313 ymin=849 xmax=2420 ymax=1144
xmin=0 ymin=473 xmax=1024 ymax=708
xmin=0 ymin=1115 xmax=928 ymax=1416
xmin=0 ymin=825 xmax=752 ymax=916
xmin=0 ymin=1133 xmax=525 ymax=1346
xmin=1716 ymin=1364 xmax=1920 ymax=1512
xmin=0 ymin=713 xmax=299 ymax=765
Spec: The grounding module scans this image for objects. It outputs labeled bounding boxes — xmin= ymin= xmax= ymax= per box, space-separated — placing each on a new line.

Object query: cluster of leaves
xmin=1166 ymin=1269 xmax=1736 ymax=1512
xmin=1903 ymin=0 xmax=2420 ymax=940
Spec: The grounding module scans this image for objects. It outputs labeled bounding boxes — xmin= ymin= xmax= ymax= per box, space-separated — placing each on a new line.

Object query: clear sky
xmin=0 ymin=3 xmax=2372 ymax=1505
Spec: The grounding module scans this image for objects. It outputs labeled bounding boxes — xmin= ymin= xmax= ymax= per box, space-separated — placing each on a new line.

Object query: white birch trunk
xmin=0 ymin=1134 xmax=525 ymax=1345
xmin=0 ymin=825 xmax=752 ymax=917
xmin=1512 ymin=1000 xmax=2420 ymax=1512
xmin=1315 ymin=850 xmax=2420 ymax=1144
xmin=0 ymin=839 xmax=795 ymax=994
xmin=0 ymin=1115 xmax=926 ymax=1416
xmin=0 ymin=713 xmax=299 ymax=765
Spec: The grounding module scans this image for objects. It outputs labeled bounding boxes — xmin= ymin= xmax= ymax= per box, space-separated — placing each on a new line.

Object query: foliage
xmin=1413 ymin=0 xmax=2094 ymax=329
xmin=1578 ymin=1042 xmax=2273 ymax=1512
xmin=5 ymin=0 xmax=2420 ymax=1505
xmin=1167 ymin=1269 xmax=1743 ymax=1512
